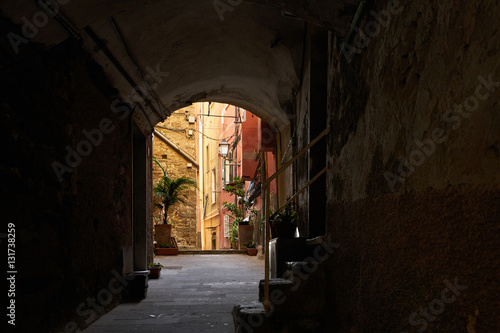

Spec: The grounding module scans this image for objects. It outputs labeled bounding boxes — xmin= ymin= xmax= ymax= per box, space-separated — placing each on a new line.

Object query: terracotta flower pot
xmin=155 ymin=224 xmax=172 ymax=245
xmin=156 ymin=247 xmax=178 ymax=255
xmin=246 ymin=248 xmax=258 ymax=256
xmin=149 ymin=267 xmax=161 ymax=279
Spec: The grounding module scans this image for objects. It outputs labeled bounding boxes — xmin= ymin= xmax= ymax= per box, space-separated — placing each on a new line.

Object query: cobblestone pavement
xmin=84 ymin=254 xmax=264 ymax=333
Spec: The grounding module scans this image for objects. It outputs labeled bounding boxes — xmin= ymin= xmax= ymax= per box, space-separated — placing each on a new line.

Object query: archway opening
xmin=151 ymin=102 xmax=283 ymax=253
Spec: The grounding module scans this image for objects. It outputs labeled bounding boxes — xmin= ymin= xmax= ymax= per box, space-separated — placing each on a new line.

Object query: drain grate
xmin=163 ymin=266 xmax=183 ymax=270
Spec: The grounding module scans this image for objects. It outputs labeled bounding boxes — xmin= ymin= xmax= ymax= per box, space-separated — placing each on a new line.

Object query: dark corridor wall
xmin=324 ymin=0 xmax=500 ymax=331
xmin=1 ymin=19 xmax=133 ymax=332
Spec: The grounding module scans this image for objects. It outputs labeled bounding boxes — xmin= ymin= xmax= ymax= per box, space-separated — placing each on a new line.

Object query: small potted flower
xmin=270 ymin=203 xmax=298 ymax=238
xmin=243 ymin=241 xmax=258 ymax=256
xmin=148 ymin=262 xmax=164 ymax=279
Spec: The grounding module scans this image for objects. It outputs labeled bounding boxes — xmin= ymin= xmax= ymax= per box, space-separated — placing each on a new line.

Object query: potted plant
xmin=243 ymin=240 xmax=258 ymax=256
xmin=228 ymin=224 xmax=239 ymax=249
xmin=223 ymin=177 xmax=257 ymax=249
xmin=153 ymin=156 xmax=197 ymax=253
xmin=156 ymin=238 xmax=179 ymax=256
xmin=270 ymin=203 xmax=298 ymax=238
xmin=148 ymin=262 xmax=163 ymax=279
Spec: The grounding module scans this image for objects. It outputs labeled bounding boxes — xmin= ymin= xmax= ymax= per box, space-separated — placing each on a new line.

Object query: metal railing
xmin=261 ymin=126 xmax=330 ymax=311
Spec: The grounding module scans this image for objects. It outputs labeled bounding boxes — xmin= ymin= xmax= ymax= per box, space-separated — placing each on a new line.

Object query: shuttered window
xmin=224 ymin=215 xmax=230 ymax=238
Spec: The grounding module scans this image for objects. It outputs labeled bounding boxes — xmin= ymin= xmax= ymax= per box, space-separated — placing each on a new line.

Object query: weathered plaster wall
xmin=294 ymin=26 xmax=330 ymax=238
xmin=324 ymin=0 xmax=500 ymax=331
xmin=153 ymin=106 xmax=198 ymax=248
xmin=0 ymin=0 xmax=307 ymax=132
xmin=295 ymin=43 xmax=311 ymax=237
xmin=0 ymin=22 xmax=133 ymax=332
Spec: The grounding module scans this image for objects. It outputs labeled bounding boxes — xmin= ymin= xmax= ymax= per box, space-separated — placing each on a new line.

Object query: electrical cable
xmin=84 ymin=26 xmax=162 ymax=128
xmin=156 ymin=125 xmax=236 ymax=142
xmin=282 ymin=21 xmax=307 ymax=164
xmin=293 ymin=22 xmax=307 ymax=98
xmin=127 ymin=102 xmax=140 ymax=135
xmin=108 ymin=17 xmax=169 ymax=118
xmin=37 ymin=0 xmax=81 ymax=40
xmin=137 ymin=103 xmax=155 ymax=130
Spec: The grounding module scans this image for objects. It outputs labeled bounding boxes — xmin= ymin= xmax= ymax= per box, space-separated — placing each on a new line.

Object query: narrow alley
xmin=84 ymin=255 xmax=263 ymax=333
xmin=1 ymin=0 xmax=499 ymax=332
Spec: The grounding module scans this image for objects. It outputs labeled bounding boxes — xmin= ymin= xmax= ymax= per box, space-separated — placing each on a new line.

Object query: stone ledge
xmin=179 ymin=249 xmax=247 ymax=255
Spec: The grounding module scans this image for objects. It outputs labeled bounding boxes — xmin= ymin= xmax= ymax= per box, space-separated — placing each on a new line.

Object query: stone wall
xmin=0 ymin=21 xmax=134 ymax=332
xmin=323 ymin=0 xmax=500 ymax=331
xmin=153 ymin=106 xmax=198 ymax=248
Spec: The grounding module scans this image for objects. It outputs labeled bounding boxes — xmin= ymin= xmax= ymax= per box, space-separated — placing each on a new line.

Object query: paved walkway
xmin=84 ymin=254 xmax=264 ymax=333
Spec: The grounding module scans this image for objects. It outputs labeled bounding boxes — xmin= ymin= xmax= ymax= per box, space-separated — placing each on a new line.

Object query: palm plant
xmin=153 ymin=156 xmax=198 ymax=225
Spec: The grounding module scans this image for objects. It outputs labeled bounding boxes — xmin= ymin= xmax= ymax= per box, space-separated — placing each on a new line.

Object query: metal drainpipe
xmin=84 ymin=27 xmax=163 ymax=121
xmin=108 ymin=17 xmax=169 ymax=118
xmin=37 ymin=0 xmax=81 ymax=40
xmin=234 ymin=108 xmax=239 ymax=179
xmin=199 ymin=105 xmax=205 ymax=250
xmin=340 ymin=0 xmax=369 ymax=54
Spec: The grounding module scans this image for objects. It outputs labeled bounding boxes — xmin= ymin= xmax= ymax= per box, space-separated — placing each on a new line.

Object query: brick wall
xmin=153 ymin=106 xmax=198 ymax=248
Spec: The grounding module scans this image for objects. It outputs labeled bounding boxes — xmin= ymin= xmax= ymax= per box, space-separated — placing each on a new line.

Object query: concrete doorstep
xmin=178 ymin=249 xmax=247 ymax=255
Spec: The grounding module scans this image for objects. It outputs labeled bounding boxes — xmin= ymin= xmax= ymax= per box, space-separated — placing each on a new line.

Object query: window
xmin=223 ymin=152 xmax=234 ymax=185
xmin=211 ymin=169 xmax=216 ymax=203
xmin=224 ymin=215 xmax=230 ymax=238
xmin=228 ymin=152 xmax=233 ymax=183
xmin=222 ymin=163 xmax=225 ymax=185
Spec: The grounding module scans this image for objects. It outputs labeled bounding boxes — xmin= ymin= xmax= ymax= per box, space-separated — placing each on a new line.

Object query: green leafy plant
xmin=148 ymin=262 xmax=164 ymax=268
xmin=153 ymin=156 xmax=198 ymax=225
xmin=270 ymin=203 xmax=298 ymax=238
xmin=243 ymin=240 xmax=256 ymax=248
xmin=270 ymin=203 xmax=298 ymax=225
xmin=158 ymin=243 xmax=175 ymax=248
xmin=222 ymin=177 xmax=257 ymax=248
xmin=153 ymin=213 xmax=163 ymax=226
xmin=228 ymin=226 xmax=238 ymax=248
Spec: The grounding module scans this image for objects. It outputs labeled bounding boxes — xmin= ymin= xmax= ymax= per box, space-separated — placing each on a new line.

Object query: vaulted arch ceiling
xmin=1 ymin=0 xmax=357 ymax=132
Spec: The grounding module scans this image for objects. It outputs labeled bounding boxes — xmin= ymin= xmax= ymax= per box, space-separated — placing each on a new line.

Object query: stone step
xmin=282 ymin=260 xmax=320 ymax=280
xmin=258 ymin=278 xmax=294 ymax=303
xmin=257 ymin=260 xmax=327 ymax=316
xmin=178 ymin=249 xmax=246 ymax=254
xmin=232 ymin=301 xmax=270 ymax=333
xmin=233 ymin=257 xmax=330 ymax=332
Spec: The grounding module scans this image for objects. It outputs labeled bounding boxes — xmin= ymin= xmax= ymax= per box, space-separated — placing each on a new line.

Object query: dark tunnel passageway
xmin=1 ymin=0 xmax=499 ymax=332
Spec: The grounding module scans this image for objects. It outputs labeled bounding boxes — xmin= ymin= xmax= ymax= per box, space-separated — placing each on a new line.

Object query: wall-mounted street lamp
xmin=219 ymin=139 xmax=230 ymax=157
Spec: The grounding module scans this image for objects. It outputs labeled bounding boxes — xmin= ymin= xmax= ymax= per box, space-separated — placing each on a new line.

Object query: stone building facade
xmin=153 ymin=105 xmax=198 ymax=249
